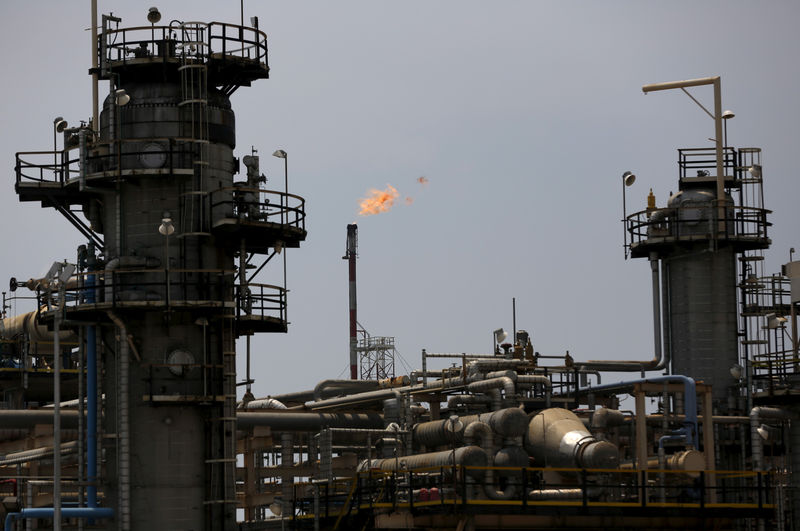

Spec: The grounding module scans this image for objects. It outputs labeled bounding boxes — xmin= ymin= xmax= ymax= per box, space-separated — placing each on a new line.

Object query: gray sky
xmin=1 ymin=1 xmax=798 ymax=399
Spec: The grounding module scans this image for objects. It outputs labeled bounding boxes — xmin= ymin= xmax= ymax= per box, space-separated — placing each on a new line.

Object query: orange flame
xmin=358 ymin=185 xmax=400 ymax=216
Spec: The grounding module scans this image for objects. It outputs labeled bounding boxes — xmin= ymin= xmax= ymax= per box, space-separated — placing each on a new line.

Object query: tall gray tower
xmin=14 ymin=14 xmax=305 ymax=530
xmin=627 ymin=147 xmax=769 ymax=408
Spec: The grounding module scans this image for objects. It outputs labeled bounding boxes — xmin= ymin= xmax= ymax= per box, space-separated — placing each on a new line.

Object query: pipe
xmin=516 ymin=375 xmax=552 ymax=407
xmin=464 ymin=421 xmax=517 ymax=500
xmin=587 ymin=375 xmax=698 ymax=448
xmin=312 ymin=379 xmax=381 ymax=401
xmin=360 ymin=446 xmax=489 ymax=480
xmin=525 ymin=408 xmax=619 ymax=469
xmin=0 ymin=309 xmax=77 ymax=343
xmin=85 ymin=273 xmax=98 ymax=510
xmin=0 ymin=410 xmax=386 ymax=431
xmin=240 ymin=398 xmax=288 ymax=410
xmin=466 ymin=377 xmax=516 ymax=402
xmin=414 ymin=408 xmax=529 ymax=448
xmin=5 ymin=508 xmax=114 ymax=531
xmin=749 ymin=406 xmax=790 ymax=472
xmin=107 ymin=311 xmax=130 ymax=530
xmin=0 ymin=410 xmax=79 ymax=428
xmin=0 ymin=441 xmax=77 ymax=467
xmin=237 ymin=412 xmax=385 ymax=431
xmin=580 ymin=254 xmax=665 ymax=371
xmin=306 ymin=388 xmax=401 ymax=410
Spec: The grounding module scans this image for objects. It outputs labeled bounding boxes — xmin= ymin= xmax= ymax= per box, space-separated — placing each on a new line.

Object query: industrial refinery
xmin=0 ymin=3 xmax=799 ymax=531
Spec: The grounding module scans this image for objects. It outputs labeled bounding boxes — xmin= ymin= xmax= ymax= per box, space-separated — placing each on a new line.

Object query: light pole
xmin=272 ymin=149 xmax=289 ymax=319
xmin=53 ymin=117 xmax=68 ymax=180
xmin=621 ymin=171 xmax=636 ymax=259
xmin=642 ymin=76 xmax=726 ymax=235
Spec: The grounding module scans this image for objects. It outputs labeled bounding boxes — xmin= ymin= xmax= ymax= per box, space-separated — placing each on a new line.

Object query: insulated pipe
xmin=0 ymin=410 xmax=79 ymax=428
xmin=107 ymin=311 xmax=130 ymax=530
xmin=467 ymin=359 xmax=529 ymax=373
xmin=360 ymin=446 xmax=489 ymax=480
xmin=312 ymin=379 xmax=381 ymax=401
xmin=447 ymin=395 xmax=492 ymax=410
xmin=516 ymin=375 xmax=552 ymax=407
xmin=579 ymin=254 xmax=666 ymax=372
xmin=240 ymin=398 xmax=287 ymax=410
xmin=749 ymin=406 xmax=790 ymax=472
xmin=237 ymin=412 xmax=385 ymax=431
xmin=464 ymin=421 xmax=518 ymax=500
xmin=588 ymin=375 xmax=698 ymax=448
xmin=413 ymin=408 xmax=529 ymax=447
xmin=0 ymin=441 xmax=78 ymax=467
xmin=525 ymin=408 xmax=619 ymax=470
xmin=0 ymin=410 xmax=386 ymax=431
xmin=306 ymin=389 xmax=401 ymax=411
xmin=466 ymin=377 xmax=516 ymax=401
xmin=0 ymin=310 xmax=77 ymax=343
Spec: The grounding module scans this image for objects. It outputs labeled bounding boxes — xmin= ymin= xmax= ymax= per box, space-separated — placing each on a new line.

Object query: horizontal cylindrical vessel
xmin=360 ymin=446 xmax=489 ymax=479
xmin=413 ymin=407 xmax=528 ymax=447
xmin=525 ymin=408 xmax=619 ymax=469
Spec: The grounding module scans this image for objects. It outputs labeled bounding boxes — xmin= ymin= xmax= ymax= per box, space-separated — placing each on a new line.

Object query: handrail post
xmin=522 ymin=468 xmax=528 ymax=508
xmin=581 ymin=468 xmax=588 ymax=507
xmin=408 ymin=471 xmax=414 ymax=512
xmin=640 ymin=469 xmax=647 ymax=507
xmin=699 ymin=471 xmax=705 ymax=509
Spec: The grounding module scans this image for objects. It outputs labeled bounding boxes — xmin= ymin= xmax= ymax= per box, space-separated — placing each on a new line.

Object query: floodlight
xmin=53 ymin=117 xmax=68 ymax=133
xmin=147 ymin=7 xmax=162 ymax=24
xmin=493 ymin=328 xmax=508 ymax=344
xmin=722 ymin=110 xmax=735 ymax=120
xmin=114 ymin=89 xmax=131 ymax=106
xmin=622 ymin=171 xmax=636 ymax=186
xmin=272 ymin=149 xmax=287 ymax=159
xmin=158 ymin=217 xmax=175 ymax=236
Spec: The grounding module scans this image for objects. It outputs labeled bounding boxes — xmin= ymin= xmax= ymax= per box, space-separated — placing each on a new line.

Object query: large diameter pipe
xmin=0 ymin=410 xmax=385 ymax=431
xmin=306 ymin=389 xmax=400 ymax=411
xmin=312 ymin=379 xmax=380 ymax=401
xmin=360 ymin=446 xmax=489 ymax=480
xmin=237 ymin=411 xmax=385 ymax=431
xmin=413 ymin=408 xmax=528 ymax=447
xmin=525 ymin=408 xmax=618 ymax=469
xmin=0 ymin=310 xmax=77 ymax=343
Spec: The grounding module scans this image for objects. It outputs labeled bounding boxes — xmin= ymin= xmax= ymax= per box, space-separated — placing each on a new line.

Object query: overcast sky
xmin=1 ymin=1 xmax=798 ymax=400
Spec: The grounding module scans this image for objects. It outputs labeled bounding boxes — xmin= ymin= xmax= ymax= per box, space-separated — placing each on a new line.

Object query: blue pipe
xmin=5 ymin=508 xmax=114 ymax=531
xmin=587 ymin=375 xmax=697 ymax=448
xmin=4 ymin=272 xmax=114 ymax=531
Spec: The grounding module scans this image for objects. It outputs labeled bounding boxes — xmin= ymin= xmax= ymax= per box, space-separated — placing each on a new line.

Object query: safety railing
xmin=678 ymin=147 xmax=739 ymax=180
xmin=210 ymin=187 xmax=307 ymax=233
xmin=16 ymin=138 xmax=198 ymax=188
xmin=100 ymin=22 xmax=268 ymax=72
xmin=625 ymin=203 xmax=770 ymax=251
xmin=34 ymin=269 xmax=288 ymax=326
xmin=236 ymin=283 xmax=286 ymax=324
xmin=276 ymin=466 xmax=776 ymax=524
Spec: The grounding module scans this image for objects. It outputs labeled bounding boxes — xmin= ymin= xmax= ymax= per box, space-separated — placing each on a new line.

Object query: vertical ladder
xmin=205 ymin=314 xmax=238 ymax=529
xmin=178 ymin=22 xmax=211 ymax=236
